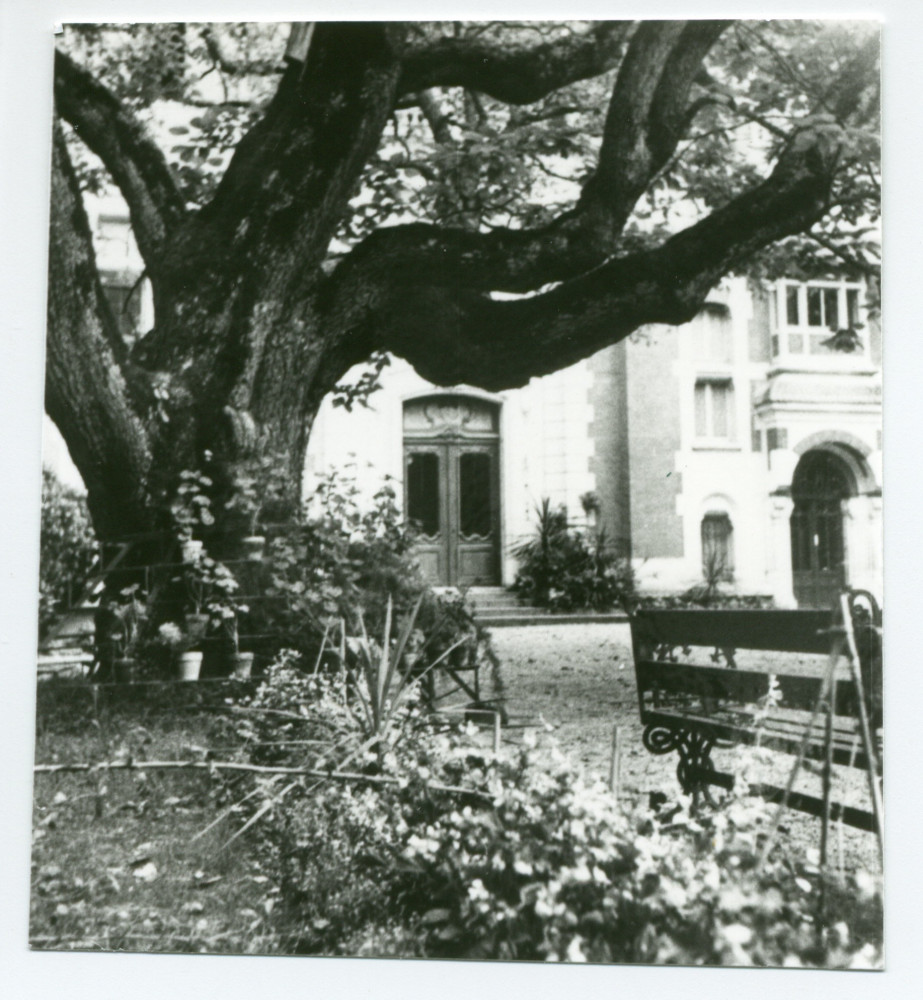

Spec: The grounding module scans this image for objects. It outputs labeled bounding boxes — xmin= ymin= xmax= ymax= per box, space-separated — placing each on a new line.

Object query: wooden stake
xmin=839 ymin=593 xmax=885 ymax=867
xmin=757 ymin=634 xmax=842 ymax=871
xmin=820 ymin=674 xmax=837 ymax=870
xmin=608 ymin=723 xmax=622 ymax=802
xmin=34 ymin=758 xmax=492 ymax=802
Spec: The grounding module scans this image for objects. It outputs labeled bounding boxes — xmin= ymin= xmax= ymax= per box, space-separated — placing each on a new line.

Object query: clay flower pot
xmin=234 ymin=651 xmax=255 ymax=679
xmin=242 ymin=535 xmax=266 ymax=562
xmin=178 ymin=650 xmax=203 ymax=681
xmin=184 ymin=614 xmax=210 ymax=644
xmin=181 ymin=539 xmax=204 ymax=564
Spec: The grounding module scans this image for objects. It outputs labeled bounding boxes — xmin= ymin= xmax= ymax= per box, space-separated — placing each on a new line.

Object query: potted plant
xmin=226 ymin=452 xmax=291 ymax=561
xmin=104 ymin=584 xmax=148 ymax=683
xmin=155 ymin=622 xmax=202 ymax=681
xmin=234 ymin=650 xmax=255 ymax=679
xmin=170 ymin=470 xmax=215 ymax=562
xmin=205 ymin=565 xmax=249 ymax=676
xmin=226 ymin=468 xmax=265 ymax=561
xmin=183 ymin=559 xmax=212 ymax=644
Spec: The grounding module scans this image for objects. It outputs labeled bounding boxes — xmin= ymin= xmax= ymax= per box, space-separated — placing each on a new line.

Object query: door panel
xmin=404 ymin=417 xmax=500 ymax=586
xmin=454 ymin=445 xmax=500 ymax=586
xmin=790 ymin=451 xmax=850 ymax=609
xmin=405 ymin=447 xmax=449 ymax=585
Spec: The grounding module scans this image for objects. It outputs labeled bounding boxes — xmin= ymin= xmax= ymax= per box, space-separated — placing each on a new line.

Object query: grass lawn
xmin=30 ymin=624 xmax=882 ymax=955
xmin=30 ymin=681 xmax=287 ymax=954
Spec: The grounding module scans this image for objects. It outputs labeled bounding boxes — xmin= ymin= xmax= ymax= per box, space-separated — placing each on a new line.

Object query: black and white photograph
xmin=3 ymin=2 xmax=910 ymax=993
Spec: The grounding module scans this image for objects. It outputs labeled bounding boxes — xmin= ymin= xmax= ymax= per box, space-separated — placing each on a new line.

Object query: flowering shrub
xmin=241 ymin=681 xmax=882 ymax=967
xmin=385 ymin=739 xmax=881 ymax=966
xmin=252 ymin=470 xmax=503 ymax=704
xmin=39 ymin=468 xmax=98 ymax=637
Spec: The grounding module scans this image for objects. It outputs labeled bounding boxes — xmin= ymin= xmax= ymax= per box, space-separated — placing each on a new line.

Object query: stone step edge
xmin=475 ymin=612 xmax=629 ymax=627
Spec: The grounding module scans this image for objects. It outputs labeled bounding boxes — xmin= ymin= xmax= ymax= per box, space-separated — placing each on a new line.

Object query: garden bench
xmin=628 ymin=591 xmax=882 ymax=831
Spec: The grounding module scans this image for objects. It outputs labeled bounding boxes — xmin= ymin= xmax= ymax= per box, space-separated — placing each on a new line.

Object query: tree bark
xmin=45 ymin=20 xmax=863 ymax=556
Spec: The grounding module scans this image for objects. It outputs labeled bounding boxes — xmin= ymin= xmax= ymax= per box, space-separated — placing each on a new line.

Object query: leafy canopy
xmin=61 ymin=20 xmax=879 ymax=284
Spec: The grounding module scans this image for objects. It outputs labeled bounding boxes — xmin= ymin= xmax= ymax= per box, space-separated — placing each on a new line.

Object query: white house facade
xmin=306 ymin=276 xmax=882 ymax=609
xmin=46 ymin=200 xmax=882 ymax=610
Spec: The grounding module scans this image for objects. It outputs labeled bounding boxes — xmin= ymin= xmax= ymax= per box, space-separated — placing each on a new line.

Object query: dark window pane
xmin=790 ymin=507 xmax=811 ymax=571
xmin=847 ymin=288 xmax=861 ymax=327
xmin=701 ymin=513 xmax=733 ymax=580
xmin=824 ymin=288 xmax=839 ymax=329
xmin=103 ymin=284 xmax=141 ymax=343
xmin=459 ymin=453 xmax=492 ymax=538
xmin=406 ymin=453 xmax=440 ymax=537
xmin=786 ymin=286 xmax=800 ymax=325
xmin=711 ymin=383 xmax=729 ymax=438
xmin=694 ymin=383 xmax=707 ymax=436
xmin=807 ymin=286 xmax=823 ymax=326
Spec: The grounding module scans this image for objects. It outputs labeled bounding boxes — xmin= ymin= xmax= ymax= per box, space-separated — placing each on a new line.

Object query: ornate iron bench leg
xmin=642 ymin=723 xmax=728 ymax=800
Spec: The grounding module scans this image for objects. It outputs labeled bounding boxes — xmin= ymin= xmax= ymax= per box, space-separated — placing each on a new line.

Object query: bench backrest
xmin=629 ymin=606 xmax=862 ymax=718
xmin=630 ymin=608 xmax=834 ymax=658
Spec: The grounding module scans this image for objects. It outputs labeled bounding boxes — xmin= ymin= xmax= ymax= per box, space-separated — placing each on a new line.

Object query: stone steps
xmin=462 ymin=588 xmax=628 ymax=627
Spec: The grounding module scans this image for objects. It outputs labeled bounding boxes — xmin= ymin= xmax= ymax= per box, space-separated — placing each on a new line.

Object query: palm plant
xmin=343 ymin=594 xmax=468 ymax=742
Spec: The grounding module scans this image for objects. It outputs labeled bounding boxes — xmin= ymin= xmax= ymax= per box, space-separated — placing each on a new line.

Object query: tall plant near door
xmin=512 ymin=498 xmax=635 ymax=612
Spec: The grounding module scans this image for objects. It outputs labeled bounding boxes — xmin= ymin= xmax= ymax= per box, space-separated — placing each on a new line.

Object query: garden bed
xmin=491 ymin=623 xmax=880 ymax=875
xmin=30 ymin=622 xmax=882 ymax=960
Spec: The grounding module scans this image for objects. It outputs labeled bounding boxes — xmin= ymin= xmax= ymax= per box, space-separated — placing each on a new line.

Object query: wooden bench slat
xmin=636 ymin=659 xmax=859 ymax=714
xmin=632 ymin=609 xmax=834 ymax=654
xmin=749 ymin=784 xmax=876 ymax=833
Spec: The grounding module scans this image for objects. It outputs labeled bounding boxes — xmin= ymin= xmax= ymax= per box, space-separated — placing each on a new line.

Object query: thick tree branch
xmin=415 ymin=89 xmax=454 ymax=144
xmin=54 ymin=49 xmax=187 ymax=271
xmin=136 ymin=23 xmax=407 ymax=379
xmin=332 ymin=22 xmax=729 ymax=298
xmin=184 ymin=23 xmax=405 ymax=277
xmin=340 ymin=124 xmax=842 ymax=391
xmin=398 ymin=21 xmax=632 ymax=103
xmin=47 ymin=125 xmax=154 ymax=537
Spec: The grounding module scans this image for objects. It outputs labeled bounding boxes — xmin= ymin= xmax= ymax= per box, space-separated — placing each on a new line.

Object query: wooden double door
xmin=790 ymin=450 xmax=850 ymax=609
xmin=403 ymin=395 xmax=501 ymax=587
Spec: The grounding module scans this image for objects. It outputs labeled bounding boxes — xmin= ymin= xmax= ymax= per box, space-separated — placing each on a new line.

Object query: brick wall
xmin=588 ymin=344 xmax=631 ymax=554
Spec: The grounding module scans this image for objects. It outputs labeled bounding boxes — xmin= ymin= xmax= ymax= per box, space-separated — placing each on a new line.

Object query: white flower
xmin=467 ymin=879 xmax=490 ymax=902
xmin=722 ymin=923 xmax=752 ymax=946
xmin=565 ymin=936 xmax=588 ymax=962
xmin=848 ymin=943 xmax=883 ymax=970
xmin=660 ymin=878 xmax=687 ymax=909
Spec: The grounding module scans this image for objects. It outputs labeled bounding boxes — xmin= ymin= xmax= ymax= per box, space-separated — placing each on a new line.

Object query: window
xmin=694 ymin=379 xmax=735 ymax=442
xmin=774 ymin=281 xmax=865 ymax=357
xmin=102 ymin=283 xmax=142 ymax=343
xmin=701 ymin=513 xmax=734 ymax=582
xmin=692 ymin=306 xmax=733 ymax=364
xmin=97 ymin=216 xmax=134 ymax=262
xmin=459 ymin=452 xmax=492 ymax=539
xmin=406 ymin=452 xmax=440 ymax=537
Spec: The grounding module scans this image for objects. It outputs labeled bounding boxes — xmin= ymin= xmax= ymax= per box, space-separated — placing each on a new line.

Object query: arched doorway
xmin=403 ymin=394 xmax=501 ymax=586
xmin=789 ymin=450 xmax=853 ymax=608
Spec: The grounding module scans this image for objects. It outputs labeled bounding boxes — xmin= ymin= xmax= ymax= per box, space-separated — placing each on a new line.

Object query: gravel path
xmin=490 ymin=622 xmax=879 ymax=873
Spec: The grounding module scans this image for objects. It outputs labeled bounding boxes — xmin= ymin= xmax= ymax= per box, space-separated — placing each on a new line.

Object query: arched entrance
xmin=789 ymin=450 xmax=853 ymax=608
xmin=403 ymin=394 xmax=501 ymax=586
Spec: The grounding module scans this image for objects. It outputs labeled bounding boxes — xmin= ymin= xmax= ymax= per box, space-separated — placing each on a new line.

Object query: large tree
xmin=48 ymin=20 xmax=879 ymax=543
